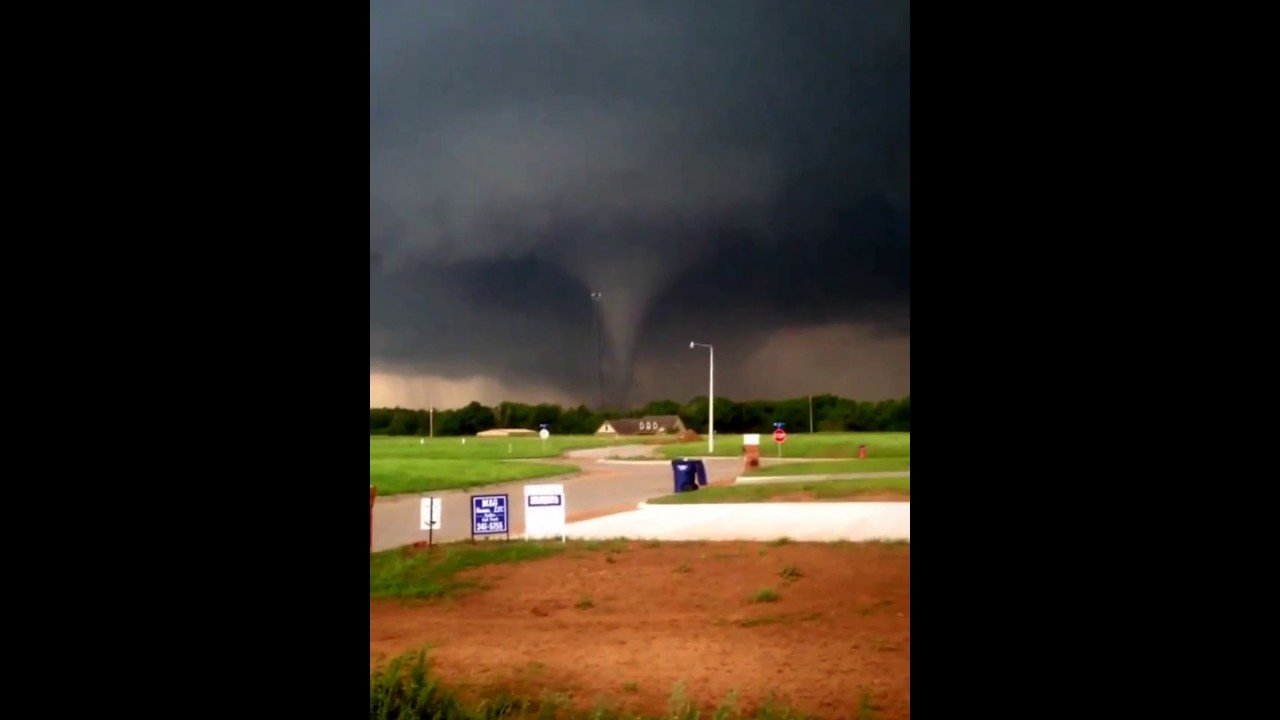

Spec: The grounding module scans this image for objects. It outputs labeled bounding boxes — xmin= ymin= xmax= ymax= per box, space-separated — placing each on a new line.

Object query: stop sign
xmin=773 ymin=428 xmax=787 ymax=444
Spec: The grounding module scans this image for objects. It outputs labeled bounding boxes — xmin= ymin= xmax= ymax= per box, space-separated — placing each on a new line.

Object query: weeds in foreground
xmin=858 ymin=689 xmax=880 ymax=720
xmin=777 ymin=565 xmax=802 ymax=582
xmin=371 ymin=651 xmax=820 ymax=719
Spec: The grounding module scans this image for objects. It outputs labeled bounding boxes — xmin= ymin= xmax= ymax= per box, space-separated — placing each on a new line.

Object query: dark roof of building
xmin=600 ymin=415 xmax=686 ymax=435
xmin=606 ymin=418 xmax=641 ymax=434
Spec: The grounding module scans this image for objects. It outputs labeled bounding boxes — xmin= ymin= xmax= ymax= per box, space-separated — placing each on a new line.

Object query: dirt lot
xmin=370 ymin=541 xmax=909 ymax=719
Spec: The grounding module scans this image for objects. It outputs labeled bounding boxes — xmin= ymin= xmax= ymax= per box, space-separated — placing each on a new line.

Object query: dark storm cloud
xmin=370 ymin=0 xmax=910 ymax=405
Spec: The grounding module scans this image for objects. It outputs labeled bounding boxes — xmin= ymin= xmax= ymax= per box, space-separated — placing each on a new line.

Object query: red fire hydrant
xmin=369 ymin=485 xmax=377 ymax=551
xmin=858 ymin=444 xmax=868 ymax=459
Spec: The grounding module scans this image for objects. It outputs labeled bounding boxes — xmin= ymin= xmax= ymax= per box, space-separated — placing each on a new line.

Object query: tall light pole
xmin=591 ymin=292 xmax=604 ymax=410
xmin=689 ymin=341 xmax=714 ymax=454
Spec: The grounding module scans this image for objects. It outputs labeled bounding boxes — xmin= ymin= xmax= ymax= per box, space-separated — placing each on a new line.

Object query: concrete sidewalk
xmin=544 ymin=502 xmax=910 ymax=542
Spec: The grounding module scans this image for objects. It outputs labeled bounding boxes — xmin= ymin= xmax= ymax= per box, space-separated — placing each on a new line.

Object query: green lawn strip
xmin=648 ymin=476 xmax=911 ymax=504
xmin=370 ymin=458 xmax=578 ymax=495
xmin=370 ymin=434 xmax=623 ymax=460
xmin=656 ymin=432 xmax=910 ymax=459
xmin=750 ymin=457 xmax=909 ymax=475
xmin=370 ymin=540 xmax=568 ymax=599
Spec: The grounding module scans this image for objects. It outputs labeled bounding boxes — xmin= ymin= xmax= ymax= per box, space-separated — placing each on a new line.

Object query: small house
xmin=594 ymin=415 xmax=687 ymax=437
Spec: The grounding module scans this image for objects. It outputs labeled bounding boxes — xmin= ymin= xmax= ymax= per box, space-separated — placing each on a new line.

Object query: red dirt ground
xmin=370 ymin=541 xmax=909 ymax=719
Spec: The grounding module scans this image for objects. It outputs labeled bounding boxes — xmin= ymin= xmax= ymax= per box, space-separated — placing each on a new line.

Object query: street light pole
xmin=591 ymin=292 xmax=604 ymax=410
xmin=689 ymin=341 xmax=714 ymax=454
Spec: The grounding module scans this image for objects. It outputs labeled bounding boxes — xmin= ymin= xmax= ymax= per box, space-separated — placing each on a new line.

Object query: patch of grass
xmin=656 ymin=431 xmax=910 ymax=459
xmin=858 ymin=689 xmax=879 ymax=720
xmin=869 ymin=637 xmax=900 ymax=653
xmin=750 ymin=587 xmax=781 ymax=603
xmin=768 ymin=537 xmax=792 ymax=546
xmin=674 ymin=562 xmax=691 ymax=573
xmin=735 ymin=611 xmax=822 ymax=628
xmin=370 ymin=458 xmax=578 ymax=495
xmin=372 ymin=651 xmax=814 ymax=719
xmin=369 ymin=434 xmax=627 ymax=495
xmin=857 ymin=599 xmax=895 ymax=615
xmin=778 ymin=565 xmax=802 ymax=582
xmin=828 ymin=539 xmax=910 ymax=548
xmin=750 ymin=457 xmax=910 ymax=475
xmin=648 ymin=477 xmax=910 ymax=504
xmin=370 ymin=540 xmax=565 ymax=599
xmin=575 ymin=596 xmax=594 ymax=610
xmin=583 ymin=538 xmax=629 ymax=553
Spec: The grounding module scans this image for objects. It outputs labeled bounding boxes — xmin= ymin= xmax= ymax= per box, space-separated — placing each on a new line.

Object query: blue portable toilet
xmin=671 ymin=458 xmax=709 ymax=493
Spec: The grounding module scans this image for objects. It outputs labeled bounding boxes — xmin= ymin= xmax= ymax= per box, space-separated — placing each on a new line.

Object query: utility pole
xmin=809 ymin=395 xmax=813 ymax=433
xmin=591 ymin=292 xmax=604 ymax=410
xmin=690 ymin=342 xmax=714 ymax=454
xmin=429 ymin=406 xmax=434 ymax=438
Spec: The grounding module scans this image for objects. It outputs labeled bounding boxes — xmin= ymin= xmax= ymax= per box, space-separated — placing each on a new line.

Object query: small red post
xmin=858 ymin=445 xmax=868 ymax=459
xmin=369 ymin=485 xmax=377 ymax=551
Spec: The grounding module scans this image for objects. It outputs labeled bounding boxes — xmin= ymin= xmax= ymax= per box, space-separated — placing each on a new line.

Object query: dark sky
xmin=370 ymin=0 xmax=910 ymax=410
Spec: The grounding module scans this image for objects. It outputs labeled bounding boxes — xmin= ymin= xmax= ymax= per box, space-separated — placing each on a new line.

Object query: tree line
xmin=370 ymin=394 xmax=909 ymax=436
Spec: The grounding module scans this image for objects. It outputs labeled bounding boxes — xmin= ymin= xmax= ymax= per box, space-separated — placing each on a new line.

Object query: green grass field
xmin=370 ymin=432 xmax=909 ymax=495
xmin=370 ymin=540 xmax=567 ymax=599
xmin=648 ymin=476 xmax=911 ymax=504
xmin=750 ymin=457 xmax=910 ymax=475
xmin=371 ymin=434 xmax=619 ymax=460
xmin=369 ymin=458 xmax=579 ymax=495
xmin=369 ymin=435 xmax=615 ymax=495
xmin=658 ymin=431 xmax=910 ymax=459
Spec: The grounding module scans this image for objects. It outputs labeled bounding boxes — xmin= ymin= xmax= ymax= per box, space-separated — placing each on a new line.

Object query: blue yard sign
xmin=471 ymin=494 xmax=510 ymax=539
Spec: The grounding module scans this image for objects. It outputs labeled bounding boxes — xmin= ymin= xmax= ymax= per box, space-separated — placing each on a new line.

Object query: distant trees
xmin=370 ymin=394 xmax=910 ymax=436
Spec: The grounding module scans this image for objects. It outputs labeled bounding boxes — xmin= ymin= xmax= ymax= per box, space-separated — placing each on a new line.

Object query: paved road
xmin=371 ymin=446 xmax=743 ymax=551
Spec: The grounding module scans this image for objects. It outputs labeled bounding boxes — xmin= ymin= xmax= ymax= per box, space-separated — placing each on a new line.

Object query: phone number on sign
xmin=474 ymin=520 xmax=506 ymax=533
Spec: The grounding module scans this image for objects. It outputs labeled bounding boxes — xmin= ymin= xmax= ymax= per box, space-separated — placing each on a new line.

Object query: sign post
xmin=420 ymin=496 xmax=442 ymax=549
xmin=773 ymin=423 xmax=788 ymax=458
xmin=470 ymin=494 xmax=510 ymax=542
xmin=524 ymin=483 xmax=567 ymax=542
xmin=742 ymin=433 xmax=761 ymax=469
xmin=539 ymin=424 xmax=550 ymax=453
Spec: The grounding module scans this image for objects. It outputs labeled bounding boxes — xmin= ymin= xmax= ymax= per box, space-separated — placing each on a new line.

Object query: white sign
xmin=539 ymin=428 xmax=550 ymax=440
xmin=523 ymin=483 xmax=566 ymax=541
xmin=419 ymin=497 xmax=442 ymax=531
xmin=743 ymin=434 xmax=761 ymax=446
